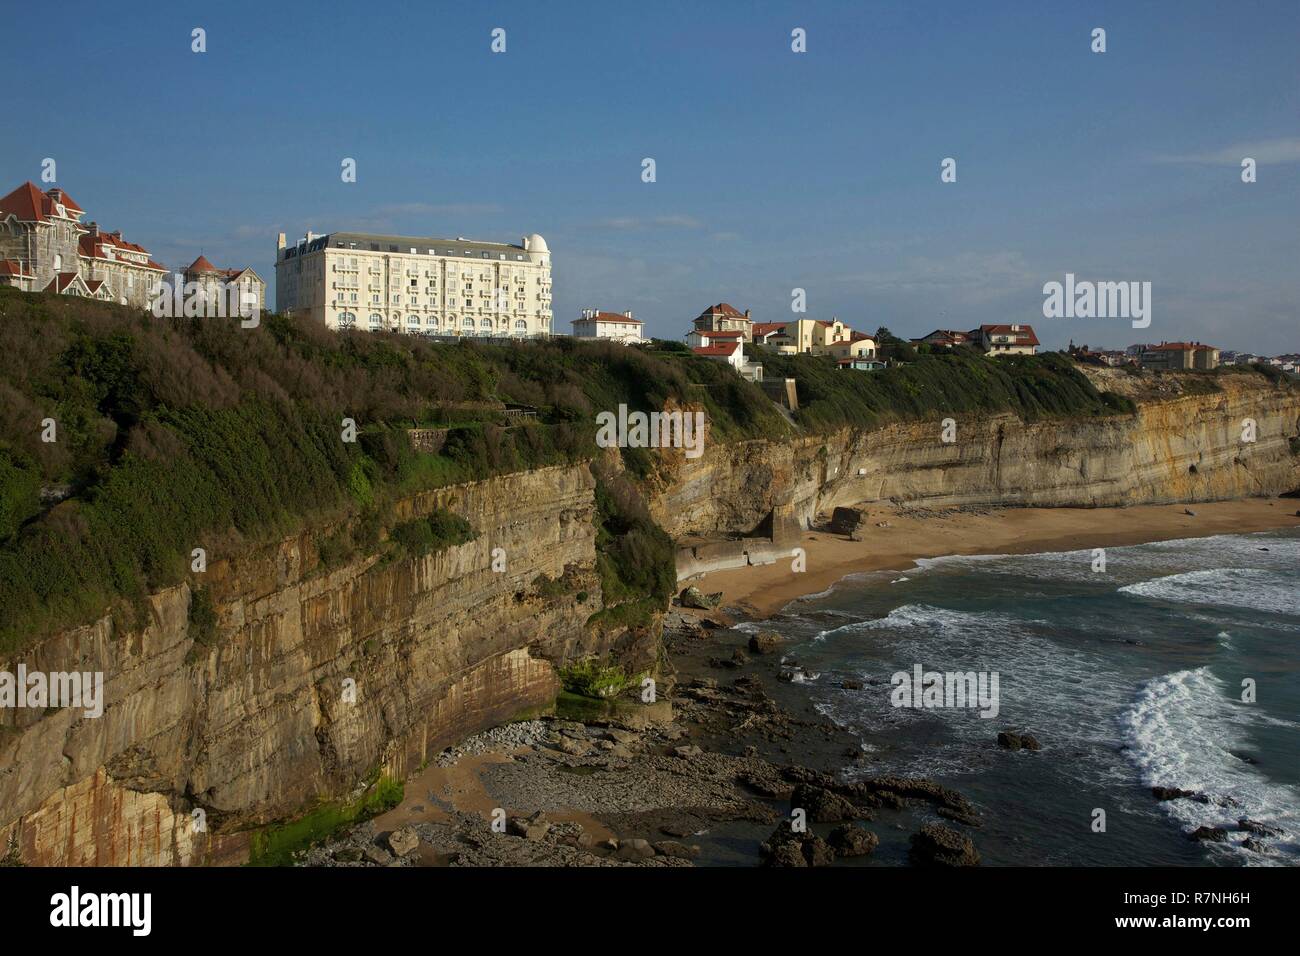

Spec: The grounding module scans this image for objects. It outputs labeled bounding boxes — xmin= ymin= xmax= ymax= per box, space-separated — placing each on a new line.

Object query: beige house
xmin=747 ymin=318 xmax=875 ymax=358
xmin=692 ymin=302 xmax=753 ymax=339
xmin=277 ymin=230 xmax=552 ymax=336
xmin=0 ymin=181 xmax=166 ymax=308
xmin=572 ymin=308 xmax=645 ymax=344
xmin=1140 ymin=342 xmax=1220 ymax=370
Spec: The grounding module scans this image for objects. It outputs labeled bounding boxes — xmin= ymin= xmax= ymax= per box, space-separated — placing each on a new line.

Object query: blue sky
xmin=5 ymin=0 xmax=1297 ymax=352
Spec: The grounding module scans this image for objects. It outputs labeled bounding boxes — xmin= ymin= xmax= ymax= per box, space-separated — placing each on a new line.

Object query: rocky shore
xmin=305 ymin=605 xmax=985 ymax=868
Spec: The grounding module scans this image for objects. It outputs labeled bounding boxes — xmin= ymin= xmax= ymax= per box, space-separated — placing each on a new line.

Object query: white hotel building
xmin=275 ymin=230 xmax=552 ymax=336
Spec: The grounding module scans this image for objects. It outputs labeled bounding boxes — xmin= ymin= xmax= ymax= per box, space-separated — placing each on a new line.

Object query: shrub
xmin=388 ymin=508 xmax=475 ymax=557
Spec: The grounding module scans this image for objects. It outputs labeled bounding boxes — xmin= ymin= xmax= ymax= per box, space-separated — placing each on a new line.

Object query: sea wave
xmin=1119 ymin=568 xmax=1300 ymax=616
xmin=1119 ymin=667 xmax=1299 ymax=864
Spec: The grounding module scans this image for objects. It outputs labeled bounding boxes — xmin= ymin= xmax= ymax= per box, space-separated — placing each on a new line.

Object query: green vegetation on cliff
xmin=0 ymin=290 xmax=761 ymax=649
xmin=0 ymin=289 xmax=1286 ymax=649
xmin=752 ymin=345 xmax=1139 ymax=431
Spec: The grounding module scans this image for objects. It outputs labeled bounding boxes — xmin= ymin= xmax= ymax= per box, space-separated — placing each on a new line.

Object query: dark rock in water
xmin=997 ymin=730 xmax=1042 ymax=751
xmin=909 ymin=823 xmax=980 ymax=866
xmin=1238 ymin=818 xmax=1283 ymax=838
xmin=653 ymin=840 xmax=700 ymax=860
xmin=680 ymin=585 xmax=722 ymax=610
xmin=760 ymin=823 xmax=835 ymax=868
xmin=828 ymin=824 xmax=879 ymax=857
xmin=1152 ymin=786 xmax=1208 ymax=803
xmin=1242 ymin=837 xmax=1273 ymax=854
xmin=748 ymin=630 xmax=784 ymax=655
xmin=791 ymin=783 xmax=869 ymax=823
xmin=1188 ymin=826 xmax=1228 ymax=843
xmin=840 ymin=678 xmax=863 ymax=690
xmin=1184 ymin=508 xmax=1197 ymax=516
xmin=1231 ymin=751 xmax=1258 ymax=765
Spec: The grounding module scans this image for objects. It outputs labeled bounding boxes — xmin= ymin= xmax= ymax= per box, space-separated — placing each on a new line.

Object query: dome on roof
xmin=188 ymin=255 xmax=220 ymax=274
xmin=525 ymin=233 xmax=548 ymax=254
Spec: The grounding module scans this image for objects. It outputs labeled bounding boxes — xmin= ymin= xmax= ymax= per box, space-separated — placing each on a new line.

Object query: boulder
xmin=759 ymin=824 xmax=834 ymax=868
xmin=791 ymin=784 xmax=868 ymax=823
xmin=829 ymin=506 xmax=867 ymax=537
xmin=680 ymin=586 xmax=722 ymax=610
xmin=828 ymin=824 xmax=879 ymax=858
xmin=997 ymin=730 xmax=1041 ymax=751
xmin=909 ymin=823 xmax=980 ymax=866
xmin=653 ymin=841 xmax=700 ymax=860
xmin=1238 ymin=818 xmax=1283 ymax=838
xmin=748 ymin=631 xmax=785 ymax=655
xmin=508 ymin=811 xmax=551 ymax=841
xmin=385 ymin=826 xmax=420 ymax=858
xmin=1188 ymin=826 xmax=1228 ymax=843
xmin=616 ymin=838 xmax=655 ymax=861
xmin=362 ymin=844 xmax=393 ymax=865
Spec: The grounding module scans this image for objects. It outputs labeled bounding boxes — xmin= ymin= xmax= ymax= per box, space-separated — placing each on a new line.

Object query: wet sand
xmin=689 ymin=498 xmax=1300 ymax=619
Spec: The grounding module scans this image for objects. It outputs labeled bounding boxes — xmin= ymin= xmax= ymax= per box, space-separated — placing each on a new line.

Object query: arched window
xmin=462 ymin=316 xmax=474 ymax=330
xmin=407 ymin=315 xmax=421 ymax=326
xmin=427 ymin=317 xmax=439 ymax=330
xmin=368 ymin=313 xmax=383 ymax=329
xmin=513 ymin=320 xmax=527 ymax=334
xmin=480 ymin=318 xmax=492 ymax=331
xmin=338 ymin=312 xmax=356 ymax=329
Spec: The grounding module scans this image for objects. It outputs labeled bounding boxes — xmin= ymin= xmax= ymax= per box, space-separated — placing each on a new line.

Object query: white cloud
xmin=1151 ymin=137 xmax=1300 ymax=166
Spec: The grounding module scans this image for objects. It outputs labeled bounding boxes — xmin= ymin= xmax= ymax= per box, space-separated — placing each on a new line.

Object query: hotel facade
xmin=275 ymin=230 xmax=553 ymax=336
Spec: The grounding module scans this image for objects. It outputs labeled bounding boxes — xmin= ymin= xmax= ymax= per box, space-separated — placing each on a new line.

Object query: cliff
xmin=661 ymin=371 xmax=1300 ymax=576
xmin=0 ymin=463 xmax=656 ymax=866
xmin=3 ymin=369 xmax=1297 ymax=866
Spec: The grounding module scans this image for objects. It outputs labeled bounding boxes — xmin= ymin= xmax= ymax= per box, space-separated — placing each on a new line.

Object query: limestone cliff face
xmin=0 ymin=463 xmax=654 ymax=866
xmin=3 ymin=373 xmax=1296 ymax=866
xmin=657 ymin=373 xmax=1300 ymax=571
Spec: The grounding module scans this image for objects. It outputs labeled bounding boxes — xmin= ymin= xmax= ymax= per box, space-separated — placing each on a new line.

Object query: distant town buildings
xmin=1139 ymin=341 xmax=1220 ymax=370
xmin=571 ymin=309 xmax=644 ymax=344
xmin=276 ymin=230 xmax=552 ymax=336
xmin=0 ymin=181 xmax=167 ymax=309
xmin=184 ymin=255 xmax=266 ymax=316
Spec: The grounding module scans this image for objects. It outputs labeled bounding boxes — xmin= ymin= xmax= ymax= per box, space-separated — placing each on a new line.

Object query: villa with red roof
xmin=969 ymin=324 xmax=1039 ymax=356
xmin=184 ymin=254 xmax=266 ymax=316
xmin=0 ymin=181 xmax=167 ymax=309
xmin=691 ymin=302 xmax=753 ymax=339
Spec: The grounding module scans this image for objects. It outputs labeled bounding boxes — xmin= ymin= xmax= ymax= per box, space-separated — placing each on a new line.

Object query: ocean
xmin=750 ymin=529 xmax=1300 ymax=866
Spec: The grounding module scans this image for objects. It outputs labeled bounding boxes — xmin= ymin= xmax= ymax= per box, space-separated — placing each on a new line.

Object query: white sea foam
xmin=1119 ymin=667 xmax=1299 ymax=864
xmin=1119 ymin=568 xmax=1300 ymax=616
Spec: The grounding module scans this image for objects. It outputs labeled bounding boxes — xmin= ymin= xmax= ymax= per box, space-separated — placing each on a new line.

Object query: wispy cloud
xmin=1150 ymin=137 xmax=1300 ymax=166
xmin=844 ymin=250 xmax=1036 ymax=303
xmin=589 ymin=214 xmax=706 ymax=231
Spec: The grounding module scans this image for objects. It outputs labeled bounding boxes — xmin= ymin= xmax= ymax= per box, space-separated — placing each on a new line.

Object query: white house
xmin=572 ymin=308 xmax=645 ymax=344
xmin=692 ymin=338 xmax=763 ymax=382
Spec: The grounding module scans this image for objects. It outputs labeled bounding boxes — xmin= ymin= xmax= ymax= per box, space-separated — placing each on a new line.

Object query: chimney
xmin=624 ymin=310 xmax=632 ymax=318
xmin=744 ymin=309 xmax=751 ymax=319
xmin=277 ymin=232 xmax=286 ymax=250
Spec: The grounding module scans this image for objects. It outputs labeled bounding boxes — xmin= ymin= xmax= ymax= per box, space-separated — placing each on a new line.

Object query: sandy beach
xmin=688 ymin=498 xmax=1300 ymax=619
